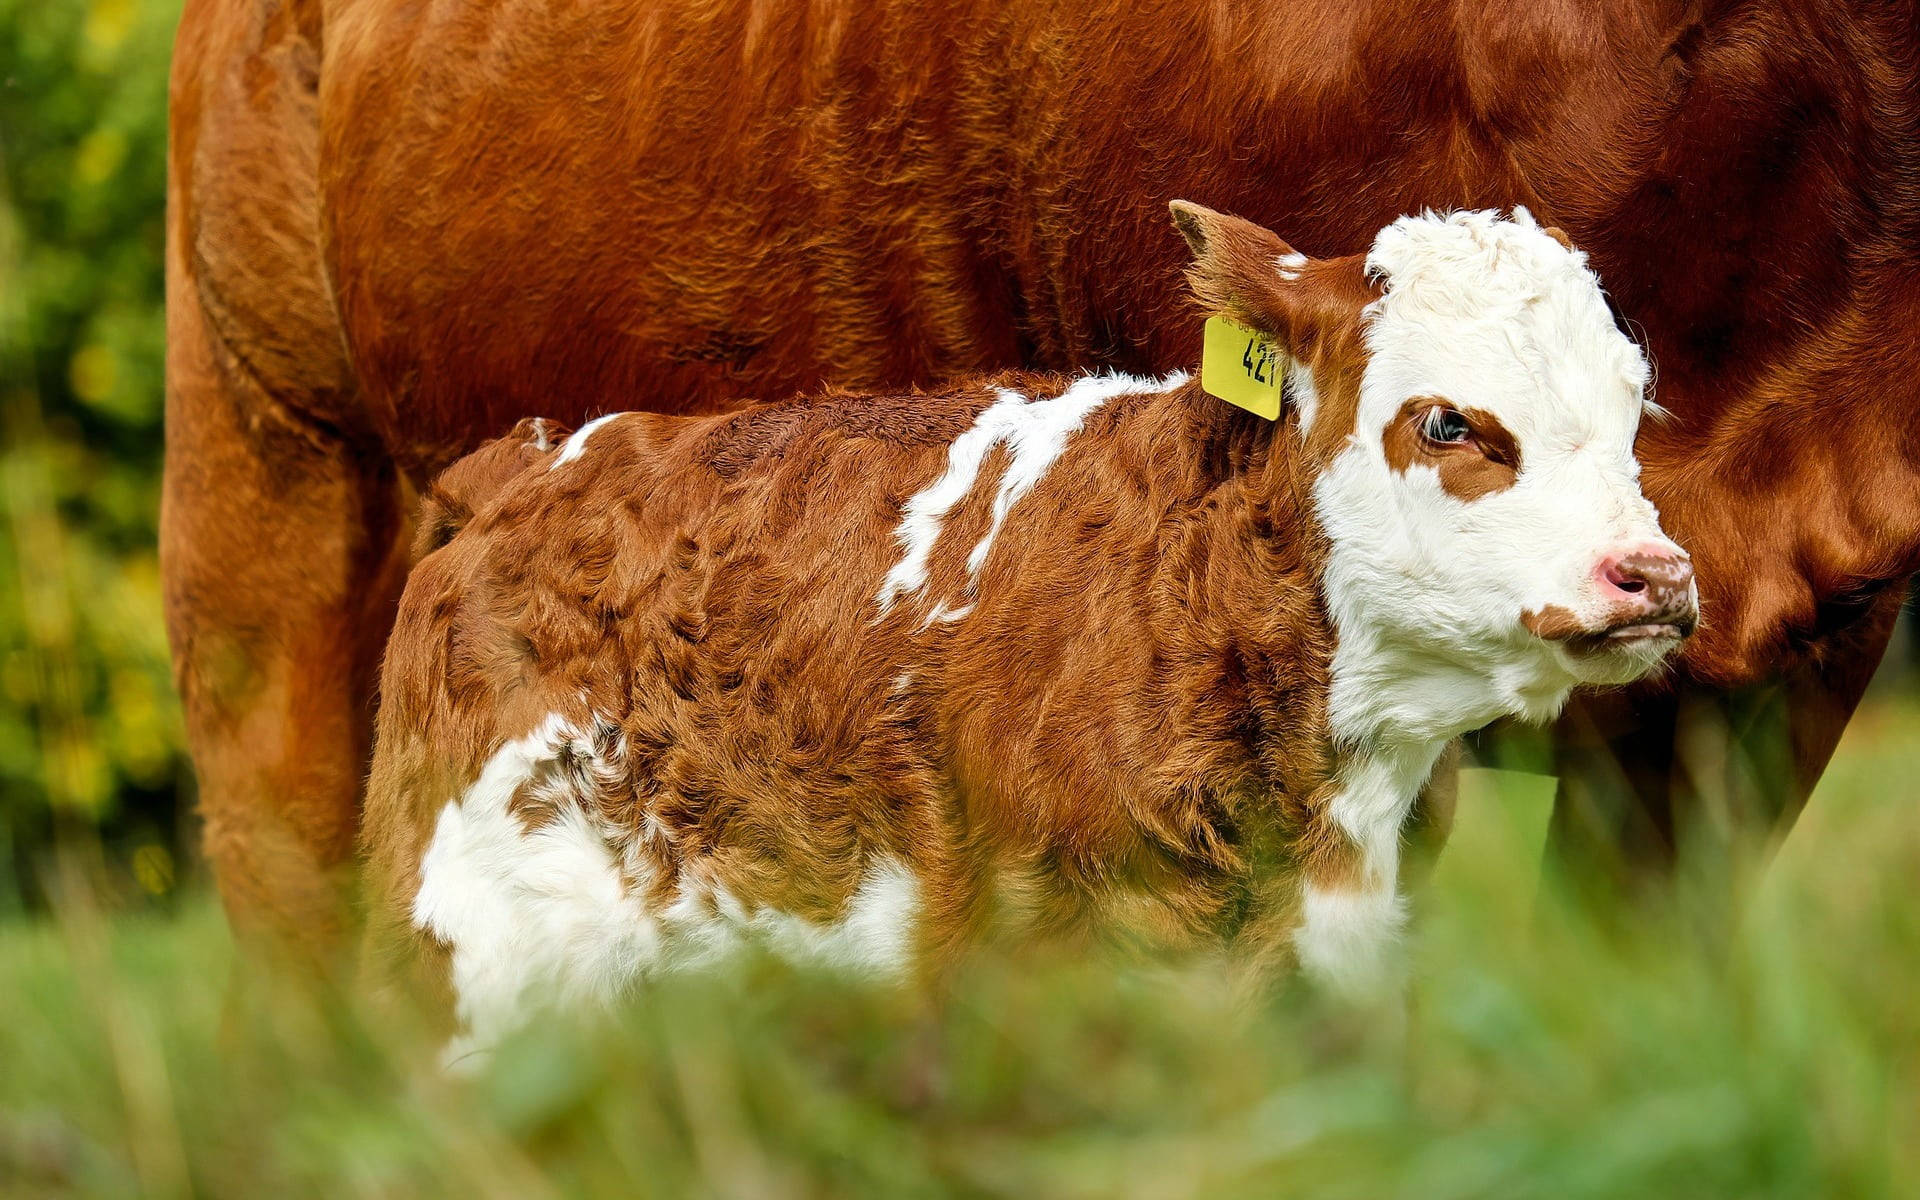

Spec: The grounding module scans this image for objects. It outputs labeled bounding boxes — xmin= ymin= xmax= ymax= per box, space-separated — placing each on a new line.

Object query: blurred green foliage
xmin=0 ymin=0 xmax=189 ymax=911
xmin=3 ymin=704 xmax=1919 ymax=1196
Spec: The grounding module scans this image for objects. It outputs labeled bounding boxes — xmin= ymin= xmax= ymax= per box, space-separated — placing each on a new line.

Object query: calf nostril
xmin=1603 ymin=562 xmax=1648 ymax=594
xmin=1599 ymin=548 xmax=1697 ymax=619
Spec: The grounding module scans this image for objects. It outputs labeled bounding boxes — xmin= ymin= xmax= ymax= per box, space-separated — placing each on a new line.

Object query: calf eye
xmin=1420 ymin=406 xmax=1472 ymax=445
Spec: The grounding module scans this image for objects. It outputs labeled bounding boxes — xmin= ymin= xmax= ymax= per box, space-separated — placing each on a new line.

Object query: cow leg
xmin=167 ymin=0 xmax=411 ymax=973
xmin=161 ymin=277 xmax=409 ymax=974
xmin=1544 ymin=585 xmax=1905 ymax=932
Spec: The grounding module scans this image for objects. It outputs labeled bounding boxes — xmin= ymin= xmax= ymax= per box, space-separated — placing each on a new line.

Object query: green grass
xmin=4 ymin=704 xmax=1920 ymax=1198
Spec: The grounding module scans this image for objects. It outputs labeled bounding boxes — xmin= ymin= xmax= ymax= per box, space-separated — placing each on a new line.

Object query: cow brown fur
xmin=166 ymin=0 xmax=1920 ymax=962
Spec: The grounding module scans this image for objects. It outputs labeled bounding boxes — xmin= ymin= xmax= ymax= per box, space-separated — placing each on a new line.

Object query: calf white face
xmin=1318 ymin=210 xmax=1694 ymax=701
xmin=1170 ymin=202 xmax=1694 ymax=736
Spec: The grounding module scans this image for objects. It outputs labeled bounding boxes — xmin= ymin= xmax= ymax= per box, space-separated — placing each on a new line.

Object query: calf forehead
xmin=1361 ymin=213 xmax=1648 ymax=441
xmin=1371 ymin=309 xmax=1643 ymax=445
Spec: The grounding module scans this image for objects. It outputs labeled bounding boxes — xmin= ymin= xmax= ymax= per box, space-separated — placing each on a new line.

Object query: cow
xmin=358 ymin=204 xmax=1696 ymax=1056
xmin=164 ymin=0 xmax=1920 ymax=968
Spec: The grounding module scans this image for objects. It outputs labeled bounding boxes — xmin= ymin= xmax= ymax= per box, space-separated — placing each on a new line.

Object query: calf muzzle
xmin=1596 ymin=546 xmax=1697 ymax=637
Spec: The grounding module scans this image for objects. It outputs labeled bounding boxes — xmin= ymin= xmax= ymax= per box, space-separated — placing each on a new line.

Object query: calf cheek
xmin=1479 ymin=486 xmax=1614 ymax=624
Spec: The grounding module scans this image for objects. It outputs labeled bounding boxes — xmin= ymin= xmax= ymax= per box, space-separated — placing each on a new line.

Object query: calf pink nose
xmin=1597 ymin=545 xmax=1696 ymax=626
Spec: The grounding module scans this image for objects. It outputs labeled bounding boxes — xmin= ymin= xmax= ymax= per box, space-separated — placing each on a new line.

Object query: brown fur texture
xmin=1523 ymin=605 xmax=1590 ymax=642
xmin=168 ymin=0 xmax=1920 ymax=955
xmin=412 ymin=419 xmax=566 ymax=562
xmin=363 ymin=375 xmax=1342 ymax=993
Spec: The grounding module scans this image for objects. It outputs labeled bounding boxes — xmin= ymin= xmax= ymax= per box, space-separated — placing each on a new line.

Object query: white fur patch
xmin=1291 ymin=747 xmax=1440 ymax=993
xmin=1321 ymin=749 xmax=1444 ymax=884
xmin=875 ymin=371 xmax=1186 ymax=617
xmin=413 ymin=715 xmax=921 ymax=1066
xmin=1294 ymin=885 xmax=1407 ymax=996
xmin=550 ymin=413 xmax=625 ymax=469
xmin=1288 ymin=359 xmax=1321 ymax=433
xmin=920 ymin=601 xmax=973 ymax=628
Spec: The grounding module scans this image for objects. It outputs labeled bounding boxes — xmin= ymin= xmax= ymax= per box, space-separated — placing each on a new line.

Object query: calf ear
xmin=1169 ymin=200 xmax=1374 ymax=364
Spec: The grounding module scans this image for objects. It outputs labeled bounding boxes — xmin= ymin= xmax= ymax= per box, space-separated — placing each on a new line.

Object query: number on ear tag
xmin=1200 ymin=317 xmax=1284 ymax=420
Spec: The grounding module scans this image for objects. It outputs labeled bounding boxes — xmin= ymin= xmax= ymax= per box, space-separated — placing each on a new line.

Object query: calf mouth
xmin=1521 ymin=604 xmax=1697 ymax=657
xmin=1599 ymin=620 xmax=1692 ymax=646
xmin=1547 ymin=629 xmax=1690 ymax=666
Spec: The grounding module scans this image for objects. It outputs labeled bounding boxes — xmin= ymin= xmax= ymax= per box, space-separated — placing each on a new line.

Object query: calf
xmin=361 ymin=204 xmax=1694 ymax=1058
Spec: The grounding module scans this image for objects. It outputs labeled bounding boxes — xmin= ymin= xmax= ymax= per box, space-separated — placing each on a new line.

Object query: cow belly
xmin=409 ymin=715 xmax=921 ymax=1066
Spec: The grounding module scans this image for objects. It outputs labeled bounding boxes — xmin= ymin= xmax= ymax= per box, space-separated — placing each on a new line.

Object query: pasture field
xmin=2 ymin=700 xmax=1918 ymax=1198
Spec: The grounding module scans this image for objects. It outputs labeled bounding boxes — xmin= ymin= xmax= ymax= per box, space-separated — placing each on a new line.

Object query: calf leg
xmin=1293 ymin=746 xmax=1448 ymax=993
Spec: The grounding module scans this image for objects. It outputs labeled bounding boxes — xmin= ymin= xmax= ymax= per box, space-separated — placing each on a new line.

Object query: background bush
xmin=0 ymin=0 xmax=189 ymax=914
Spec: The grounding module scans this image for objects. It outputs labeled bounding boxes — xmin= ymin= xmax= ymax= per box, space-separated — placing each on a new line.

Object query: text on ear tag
xmin=1200 ymin=316 xmax=1283 ymax=420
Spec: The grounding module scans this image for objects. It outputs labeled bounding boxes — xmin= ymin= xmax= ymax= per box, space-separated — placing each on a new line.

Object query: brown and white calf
xmin=361 ymin=203 xmax=1695 ymax=1058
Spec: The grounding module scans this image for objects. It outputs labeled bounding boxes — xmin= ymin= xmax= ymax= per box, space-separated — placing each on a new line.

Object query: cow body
xmin=364 ymin=209 xmax=1690 ymax=1053
xmin=167 ymin=0 xmax=1920 ymax=962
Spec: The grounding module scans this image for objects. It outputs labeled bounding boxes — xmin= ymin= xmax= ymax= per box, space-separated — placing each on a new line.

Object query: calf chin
xmin=1566 ymin=637 xmax=1685 ymax=688
xmin=1521 ymin=608 xmax=1691 ymax=690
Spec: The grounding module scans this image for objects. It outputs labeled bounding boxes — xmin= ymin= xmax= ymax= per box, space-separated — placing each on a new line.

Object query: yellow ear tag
xmin=1200 ymin=316 xmax=1284 ymax=420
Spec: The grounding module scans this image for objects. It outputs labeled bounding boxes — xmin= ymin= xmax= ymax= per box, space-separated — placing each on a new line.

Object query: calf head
xmin=1172 ymin=202 xmax=1694 ymax=734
